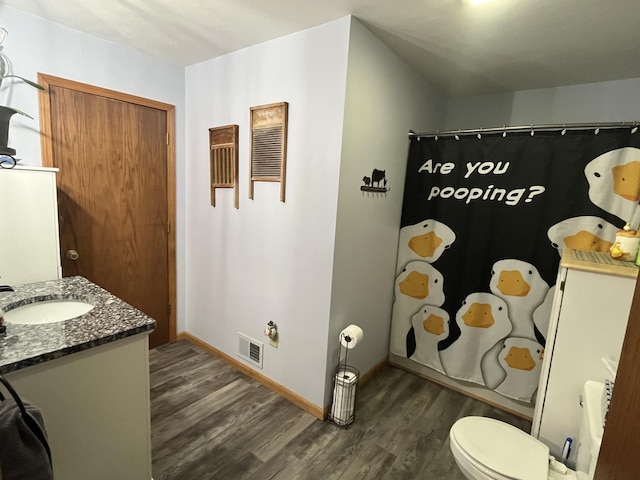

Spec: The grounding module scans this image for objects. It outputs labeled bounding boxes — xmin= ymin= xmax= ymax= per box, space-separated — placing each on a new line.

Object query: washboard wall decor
xmin=249 ymin=102 xmax=289 ymax=202
xmin=209 ymin=124 xmax=239 ymax=208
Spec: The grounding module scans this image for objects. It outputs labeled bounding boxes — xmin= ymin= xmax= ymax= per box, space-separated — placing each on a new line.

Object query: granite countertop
xmin=0 ymin=276 xmax=156 ymax=374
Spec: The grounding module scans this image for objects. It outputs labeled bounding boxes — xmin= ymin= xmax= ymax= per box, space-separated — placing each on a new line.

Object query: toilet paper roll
xmin=339 ymin=324 xmax=364 ymax=349
xmin=330 ymin=370 xmax=358 ymax=426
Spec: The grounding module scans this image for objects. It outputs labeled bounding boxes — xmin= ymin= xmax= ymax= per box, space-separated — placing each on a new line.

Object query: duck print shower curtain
xmin=391 ymin=128 xmax=640 ymax=403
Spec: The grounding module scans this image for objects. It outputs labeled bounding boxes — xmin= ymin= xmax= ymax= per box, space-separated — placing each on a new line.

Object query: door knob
xmin=66 ymin=249 xmax=80 ymax=261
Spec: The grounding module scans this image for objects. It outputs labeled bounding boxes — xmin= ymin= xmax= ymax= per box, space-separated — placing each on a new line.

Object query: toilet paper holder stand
xmin=328 ymin=332 xmax=360 ymax=428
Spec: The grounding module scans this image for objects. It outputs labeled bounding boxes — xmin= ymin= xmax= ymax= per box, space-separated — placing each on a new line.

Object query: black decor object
xmin=0 ymin=106 xmax=18 ymax=156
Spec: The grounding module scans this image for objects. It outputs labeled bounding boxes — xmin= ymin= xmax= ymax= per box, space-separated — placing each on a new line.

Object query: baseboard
xmin=358 ymin=357 xmax=387 ymax=387
xmin=177 ymin=332 xmax=326 ymax=420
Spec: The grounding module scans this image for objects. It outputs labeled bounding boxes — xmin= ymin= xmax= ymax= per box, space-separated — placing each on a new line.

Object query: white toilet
xmin=449 ymin=381 xmax=606 ymax=480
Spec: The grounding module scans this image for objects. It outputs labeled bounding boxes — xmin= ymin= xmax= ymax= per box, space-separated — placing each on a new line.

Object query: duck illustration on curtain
xmin=391 ymin=128 xmax=640 ymax=403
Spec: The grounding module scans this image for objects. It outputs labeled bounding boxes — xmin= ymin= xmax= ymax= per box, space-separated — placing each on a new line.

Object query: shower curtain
xmin=391 ymin=128 xmax=640 ymax=403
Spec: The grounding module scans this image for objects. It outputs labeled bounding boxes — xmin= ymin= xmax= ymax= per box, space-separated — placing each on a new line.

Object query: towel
xmin=0 ymin=397 xmax=53 ymax=480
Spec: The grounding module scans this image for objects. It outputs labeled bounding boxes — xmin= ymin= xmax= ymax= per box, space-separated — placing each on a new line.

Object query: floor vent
xmin=238 ymin=333 xmax=263 ymax=369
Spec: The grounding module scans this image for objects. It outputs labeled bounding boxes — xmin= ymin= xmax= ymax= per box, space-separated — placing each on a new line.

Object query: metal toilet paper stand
xmin=328 ymin=332 xmax=360 ymax=428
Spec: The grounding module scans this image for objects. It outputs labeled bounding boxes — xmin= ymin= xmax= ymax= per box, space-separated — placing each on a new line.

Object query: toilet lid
xmin=450 ymin=416 xmax=549 ymax=480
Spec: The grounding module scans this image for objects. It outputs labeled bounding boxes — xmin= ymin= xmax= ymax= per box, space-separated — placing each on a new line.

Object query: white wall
xmin=444 ymin=77 xmax=640 ymax=129
xmin=0 ymin=6 xmax=188 ymax=332
xmin=326 ymin=19 xmax=446 ymax=403
xmin=184 ymin=18 xmax=351 ymax=407
xmin=0 ymin=6 xmax=184 ymax=167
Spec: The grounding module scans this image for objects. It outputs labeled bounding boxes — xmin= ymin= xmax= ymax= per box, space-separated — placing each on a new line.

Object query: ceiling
xmin=3 ymin=0 xmax=640 ymax=97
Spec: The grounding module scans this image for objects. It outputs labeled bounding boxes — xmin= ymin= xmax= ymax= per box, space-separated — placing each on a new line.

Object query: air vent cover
xmin=238 ymin=332 xmax=263 ymax=368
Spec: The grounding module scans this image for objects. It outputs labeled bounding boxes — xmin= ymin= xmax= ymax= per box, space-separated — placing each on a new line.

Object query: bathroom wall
xmin=443 ymin=77 xmax=640 ymax=129
xmin=0 ymin=5 xmax=187 ymax=331
xmin=183 ymin=18 xmax=351 ymax=407
xmin=326 ymin=18 xmax=445 ymax=404
xmin=183 ymin=16 xmax=448 ymax=409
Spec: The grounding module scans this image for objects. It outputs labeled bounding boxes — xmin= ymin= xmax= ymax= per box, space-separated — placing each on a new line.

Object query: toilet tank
xmin=575 ymin=380 xmax=606 ymax=479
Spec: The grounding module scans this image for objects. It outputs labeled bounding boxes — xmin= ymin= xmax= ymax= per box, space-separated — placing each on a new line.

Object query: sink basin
xmin=4 ymin=299 xmax=94 ymax=325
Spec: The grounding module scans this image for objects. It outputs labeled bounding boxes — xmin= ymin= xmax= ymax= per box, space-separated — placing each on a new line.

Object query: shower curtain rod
xmin=409 ymin=121 xmax=640 ymax=139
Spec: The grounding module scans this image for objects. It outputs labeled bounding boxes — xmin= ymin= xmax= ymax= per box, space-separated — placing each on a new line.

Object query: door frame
xmin=37 ymin=73 xmax=177 ymax=344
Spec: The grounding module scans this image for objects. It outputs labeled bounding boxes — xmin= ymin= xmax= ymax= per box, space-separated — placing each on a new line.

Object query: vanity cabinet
xmin=532 ymin=249 xmax=637 ymax=464
xmin=0 ymin=277 xmax=155 ymax=480
xmin=5 ymin=334 xmax=152 ymax=480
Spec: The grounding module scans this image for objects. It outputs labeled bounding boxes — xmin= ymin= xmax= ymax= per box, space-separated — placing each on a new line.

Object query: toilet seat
xmin=450 ymin=416 xmax=549 ymax=480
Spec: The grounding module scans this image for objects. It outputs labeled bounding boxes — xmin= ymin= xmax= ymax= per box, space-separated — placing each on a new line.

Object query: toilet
xmin=449 ymin=381 xmax=606 ymax=480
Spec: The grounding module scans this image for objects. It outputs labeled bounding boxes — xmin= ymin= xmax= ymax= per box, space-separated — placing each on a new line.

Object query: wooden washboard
xmin=209 ymin=124 xmax=239 ymax=208
xmin=249 ymin=102 xmax=288 ymax=202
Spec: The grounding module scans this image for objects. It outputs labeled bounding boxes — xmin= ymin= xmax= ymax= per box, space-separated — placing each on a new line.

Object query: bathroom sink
xmin=4 ymin=299 xmax=94 ymax=325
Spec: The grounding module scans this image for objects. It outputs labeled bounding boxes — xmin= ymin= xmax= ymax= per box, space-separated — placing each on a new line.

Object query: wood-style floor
xmin=150 ymin=340 xmax=531 ymax=480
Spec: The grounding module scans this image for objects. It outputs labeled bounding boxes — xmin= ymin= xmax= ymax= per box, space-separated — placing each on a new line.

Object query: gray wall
xmin=326 ymin=18 xmax=446 ymax=405
xmin=444 ymin=78 xmax=640 ymax=129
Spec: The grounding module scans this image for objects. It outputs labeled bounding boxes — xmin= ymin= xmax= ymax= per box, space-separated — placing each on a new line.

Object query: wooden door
xmin=38 ymin=74 xmax=176 ymax=348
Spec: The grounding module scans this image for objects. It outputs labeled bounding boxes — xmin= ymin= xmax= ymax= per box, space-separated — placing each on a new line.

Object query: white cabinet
xmin=0 ymin=166 xmax=62 ymax=285
xmin=532 ymin=249 xmax=637 ymax=463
